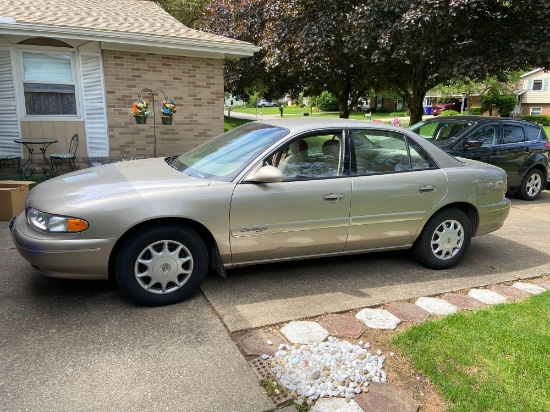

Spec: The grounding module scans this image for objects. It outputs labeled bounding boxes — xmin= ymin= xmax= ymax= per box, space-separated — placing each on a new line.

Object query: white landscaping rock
xmin=468 ymin=289 xmax=507 ymax=305
xmin=512 ymin=282 xmax=546 ymax=295
xmin=280 ymin=321 xmax=329 ymax=344
xmin=355 ymin=308 xmax=401 ymax=329
xmin=415 ymin=297 xmax=457 ymax=315
xmin=311 ymin=397 xmax=364 ymax=411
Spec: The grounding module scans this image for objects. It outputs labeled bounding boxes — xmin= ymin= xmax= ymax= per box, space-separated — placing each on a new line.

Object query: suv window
xmin=469 ymin=124 xmax=499 ymax=147
xmin=501 ymin=125 xmax=525 ymax=144
xmin=524 ymin=125 xmax=542 ymax=141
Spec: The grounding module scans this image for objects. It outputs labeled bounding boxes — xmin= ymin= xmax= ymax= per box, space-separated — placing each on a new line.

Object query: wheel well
xmin=434 ymin=202 xmax=479 ymax=235
xmin=107 ymin=218 xmax=216 ymax=280
xmin=529 ymin=165 xmax=547 ymax=183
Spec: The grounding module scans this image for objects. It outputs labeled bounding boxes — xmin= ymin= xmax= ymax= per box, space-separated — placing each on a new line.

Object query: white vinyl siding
xmin=523 ymin=75 xmax=550 ymax=104
xmin=0 ymin=48 xmax=21 ymax=156
xmin=79 ymin=53 xmax=109 ymax=156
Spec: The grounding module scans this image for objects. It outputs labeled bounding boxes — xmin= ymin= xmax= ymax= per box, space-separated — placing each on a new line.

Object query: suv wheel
xmin=517 ymin=169 xmax=543 ymax=201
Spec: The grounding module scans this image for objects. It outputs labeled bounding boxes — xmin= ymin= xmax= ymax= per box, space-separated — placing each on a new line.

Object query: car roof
xmin=254 ymin=117 xmax=402 ymax=131
xmin=422 ymin=116 xmax=542 ymax=127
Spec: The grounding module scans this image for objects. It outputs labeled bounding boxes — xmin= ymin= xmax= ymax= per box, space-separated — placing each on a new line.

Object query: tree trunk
xmin=339 ymin=99 xmax=350 ymax=118
xmin=409 ymin=101 xmax=425 ymax=126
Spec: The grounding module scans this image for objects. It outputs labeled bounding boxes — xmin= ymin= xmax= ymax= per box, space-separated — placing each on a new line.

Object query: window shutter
xmin=543 ymin=78 xmax=548 ymax=92
xmin=526 ymin=79 xmax=533 ymax=91
xmin=0 ymin=48 xmax=21 ymax=156
xmin=79 ymin=53 xmax=109 ymax=157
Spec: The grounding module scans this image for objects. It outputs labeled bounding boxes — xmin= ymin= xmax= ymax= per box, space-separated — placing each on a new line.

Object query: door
xmin=230 ymin=131 xmax=352 ymax=263
xmin=346 ymin=129 xmax=448 ymax=250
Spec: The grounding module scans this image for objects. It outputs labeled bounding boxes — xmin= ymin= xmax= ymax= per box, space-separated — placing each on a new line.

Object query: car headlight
xmin=27 ymin=208 xmax=88 ymax=233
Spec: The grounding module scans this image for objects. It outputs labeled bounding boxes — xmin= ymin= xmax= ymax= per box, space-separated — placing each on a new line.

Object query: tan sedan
xmin=10 ymin=119 xmax=510 ymax=306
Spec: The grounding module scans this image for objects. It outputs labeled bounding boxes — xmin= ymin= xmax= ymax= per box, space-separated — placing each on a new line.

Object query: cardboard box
xmin=0 ymin=181 xmax=34 ymax=221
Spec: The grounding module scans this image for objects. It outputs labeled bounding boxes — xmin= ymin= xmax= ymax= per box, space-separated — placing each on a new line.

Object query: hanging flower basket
xmin=134 ymin=115 xmax=147 ymax=124
xmin=161 ymin=116 xmax=173 ymax=125
xmin=160 ymin=101 xmax=176 ymax=125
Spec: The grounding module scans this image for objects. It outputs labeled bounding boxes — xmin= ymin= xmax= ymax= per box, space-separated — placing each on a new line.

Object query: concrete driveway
xmin=2 ymin=192 xmax=549 ymax=411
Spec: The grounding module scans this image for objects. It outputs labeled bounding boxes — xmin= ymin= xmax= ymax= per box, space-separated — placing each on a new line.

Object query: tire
xmin=516 ymin=169 xmax=543 ymax=201
xmin=412 ymin=209 xmax=472 ymax=270
xmin=260 ymin=104 xmax=265 ymax=107
xmin=115 ymin=225 xmax=208 ymax=306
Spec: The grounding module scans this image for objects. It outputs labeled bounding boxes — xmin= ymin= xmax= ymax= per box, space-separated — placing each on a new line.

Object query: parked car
xmin=257 ymin=99 xmax=277 ymax=107
xmin=409 ymin=116 xmax=550 ymax=200
xmin=11 ymin=119 xmax=510 ymax=306
xmin=431 ymin=98 xmax=462 ymax=115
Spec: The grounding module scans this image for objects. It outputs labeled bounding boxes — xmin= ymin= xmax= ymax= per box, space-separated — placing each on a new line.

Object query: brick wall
xmin=521 ymin=104 xmax=550 ymax=116
xmin=103 ymin=50 xmax=224 ymax=158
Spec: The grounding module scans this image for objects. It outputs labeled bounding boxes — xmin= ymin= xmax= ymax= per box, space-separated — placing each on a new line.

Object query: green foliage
xmin=393 ymin=292 xmax=550 ymax=412
xmin=155 ymin=0 xmax=209 ymax=29
xmin=317 ymin=91 xmax=339 ymax=112
xmin=468 ymin=106 xmax=483 ymax=115
xmin=440 ymin=110 xmax=460 ymax=116
xmin=495 ymin=95 xmax=517 ymax=117
xmin=520 ymin=115 xmax=550 ymax=126
xmin=388 ymin=112 xmax=407 ymax=117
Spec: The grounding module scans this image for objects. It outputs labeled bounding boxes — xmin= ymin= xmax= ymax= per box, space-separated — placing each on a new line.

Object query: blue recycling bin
xmin=425 ymin=106 xmax=432 ymax=115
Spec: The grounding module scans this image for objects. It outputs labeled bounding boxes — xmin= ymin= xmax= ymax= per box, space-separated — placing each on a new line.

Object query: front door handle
xmin=323 ymin=193 xmax=345 ymax=202
xmin=418 ymin=185 xmax=436 ymax=193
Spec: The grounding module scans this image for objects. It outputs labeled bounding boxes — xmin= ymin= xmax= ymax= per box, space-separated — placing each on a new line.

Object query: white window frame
xmin=532 ymin=79 xmax=543 ymax=91
xmin=530 ymin=107 xmax=542 ymax=115
xmin=16 ymin=45 xmax=82 ymax=120
xmin=424 ymin=97 xmax=433 ymax=107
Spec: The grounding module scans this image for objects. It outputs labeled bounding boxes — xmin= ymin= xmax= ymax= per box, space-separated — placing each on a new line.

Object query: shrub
xmin=317 ymin=91 xmax=339 ymax=111
xmin=519 ymin=115 xmax=550 ymax=126
xmin=468 ymin=106 xmax=482 ymax=115
xmin=440 ymin=110 xmax=460 ymax=116
xmin=389 ymin=112 xmax=407 ymax=117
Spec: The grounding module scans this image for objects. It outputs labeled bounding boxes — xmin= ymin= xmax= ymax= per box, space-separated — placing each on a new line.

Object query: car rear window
xmin=524 ymin=125 xmax=542 ymax=141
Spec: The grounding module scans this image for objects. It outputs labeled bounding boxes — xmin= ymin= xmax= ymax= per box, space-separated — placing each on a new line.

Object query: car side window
xmin=501 ymin=125 xmax=525 ymax=144
xmin=268 ymin=133 xmax=344 ymax=181
xmin=351 ymin=129 xmax=411 ymax=174
xmin=408 ymin=139 xmax=437 ymax=170
xmin=524 ymin=125 xmax=542 ymax=141
xmin=468 ymin=124 xmax=499 ymax=147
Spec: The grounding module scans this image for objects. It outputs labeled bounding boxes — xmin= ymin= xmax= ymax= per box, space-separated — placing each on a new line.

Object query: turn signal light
xmin=68 ymin=219 xmax=89 ymax=232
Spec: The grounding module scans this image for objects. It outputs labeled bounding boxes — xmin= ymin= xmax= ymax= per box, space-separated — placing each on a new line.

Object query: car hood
xmin=27 ymin=158 xmax=210 ymax=210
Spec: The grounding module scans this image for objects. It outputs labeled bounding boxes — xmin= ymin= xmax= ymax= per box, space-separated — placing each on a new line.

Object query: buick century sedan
xmin=10 ymin=119 xmax=510 ymax=306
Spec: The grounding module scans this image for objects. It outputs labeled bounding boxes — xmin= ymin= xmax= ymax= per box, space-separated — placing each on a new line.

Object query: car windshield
xmin=409 ymin=120 xmax=475 ymax=143
xmin=169 ymin=123 xmax=289 ymax=181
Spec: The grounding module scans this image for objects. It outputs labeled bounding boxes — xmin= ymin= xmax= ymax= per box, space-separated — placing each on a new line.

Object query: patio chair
xmin=51 ymin=133 xmax=79 ymax=176
xmin=0 ymin=153 xmax=21 ymax=176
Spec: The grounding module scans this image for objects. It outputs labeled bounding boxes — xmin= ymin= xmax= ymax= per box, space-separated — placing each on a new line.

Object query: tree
xmin=154 ymin=0 xmax=210 ymax=29
xmin=351 ymin=0 xmax=550 ymax=125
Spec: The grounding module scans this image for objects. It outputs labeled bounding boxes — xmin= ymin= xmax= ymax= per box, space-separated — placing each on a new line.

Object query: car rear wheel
xmin=115 ymin=225 xmax=208 ymax=306
xmin=412 ymin=209 xmax=471 ymax=270
xmin=517 ymin=169 xmax=543 ymax=201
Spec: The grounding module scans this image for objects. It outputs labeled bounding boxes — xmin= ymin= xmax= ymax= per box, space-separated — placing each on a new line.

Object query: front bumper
xmin=475 ymin=198 xmax=511 ymax=236
xmin=10 ymin=212 xmax=115 ymax=280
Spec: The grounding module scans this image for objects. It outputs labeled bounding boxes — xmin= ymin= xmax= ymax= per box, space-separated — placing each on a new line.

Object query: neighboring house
xmin=516 ymin=68 xmax=550 ymax=116
xmin=0 ymin=1 xmax=258 ymax=170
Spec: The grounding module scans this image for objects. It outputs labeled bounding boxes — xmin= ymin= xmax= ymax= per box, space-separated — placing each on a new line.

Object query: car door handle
xmin=323 ymin=193 xmax=345 ymax=202
xmin=418 ymin=185 xmax=436 ymax=193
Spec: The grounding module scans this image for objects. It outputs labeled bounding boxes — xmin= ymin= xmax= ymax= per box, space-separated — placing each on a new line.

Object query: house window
xmin=530 ymin=107 xmax=542 ymax=115
xmin=22 ymin=52 xmax=77 ymax=116
xmin=532 ymin=80 xmax=543 ymax=91
xmin=424 ymin=97 xmax=433 ymax=107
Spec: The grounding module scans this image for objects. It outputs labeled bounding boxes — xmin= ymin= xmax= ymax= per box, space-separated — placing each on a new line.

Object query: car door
xmin=229 ymin=130 xmax=352 ymax=263
xmin=346 ymin=129 xmax=448 ymax=250
xmin=450 ymin=122 xmax=509 ymax=169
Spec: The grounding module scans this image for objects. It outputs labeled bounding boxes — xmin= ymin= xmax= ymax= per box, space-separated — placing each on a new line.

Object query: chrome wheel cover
xmin=134 ymin=240 xmax=193 ymax=294
xmin=430 ymin=219 xmax=464 ymax=261
xmin=526 ymin=172 xmax=542 ymax=197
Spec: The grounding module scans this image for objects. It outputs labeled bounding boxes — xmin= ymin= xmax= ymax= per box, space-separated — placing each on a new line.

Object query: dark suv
xmin=409 ymin=116 xmax=550 ymax=200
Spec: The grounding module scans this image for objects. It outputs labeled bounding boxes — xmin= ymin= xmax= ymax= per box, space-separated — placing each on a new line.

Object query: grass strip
xmin=392 ymin=291 xmax=550 ymax=412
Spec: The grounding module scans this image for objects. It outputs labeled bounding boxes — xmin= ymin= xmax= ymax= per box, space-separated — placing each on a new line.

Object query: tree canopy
xmin=200 ymin=0 xmax=550 ymax=122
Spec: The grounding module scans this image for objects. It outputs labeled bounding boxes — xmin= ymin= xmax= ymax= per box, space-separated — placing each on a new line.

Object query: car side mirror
xmin=463 ymin=140 xmax=483 ymax=149
xmin=244 ymin=165 xmax=283 ymax=183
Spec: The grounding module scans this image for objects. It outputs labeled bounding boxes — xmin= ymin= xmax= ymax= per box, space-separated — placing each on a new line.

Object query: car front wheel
xmin=412 ymin=209 xmax=471 ymax=270
xmin=517 ymin=169 xmax=543 ymax=201
xmin=115 ymin=225 xmax=208 ymax=306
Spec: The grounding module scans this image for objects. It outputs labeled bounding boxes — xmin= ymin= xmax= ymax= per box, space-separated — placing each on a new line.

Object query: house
xmin=0 ymin=0 xmax=258 ymax=174
xmin=516 ymin=68 xmax=550 ymax=116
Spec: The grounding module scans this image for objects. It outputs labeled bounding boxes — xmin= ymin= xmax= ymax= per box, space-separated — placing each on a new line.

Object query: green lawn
xmin=224 ymin=116 xmax=253 ymax=132
xmin=392 ymin=292 xmax=550 ymax=412
xmin=543 ymin=126 xmax=550 ymax=137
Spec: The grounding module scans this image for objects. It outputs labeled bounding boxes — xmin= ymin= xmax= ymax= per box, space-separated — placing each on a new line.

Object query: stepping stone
xmin=355 ymin=308 xmax=401 ymax=330
xmin=442 ymin=293 xmax=485 ymax=311
xmin=280 ymin=321 xmax=329 ymax=344
xmin=320 ymin=314 xmax=366 ymax=339
xmin=468 ymin=289 xmax=507 ymax=305
xmin=311 ymin=397 xmax=364 ymax=411
xmin=238 ymin=329 xmax=287 ymax=356
xmin=532 ymin=279 xmax=550 ymax=290
xmin=386 ymin=302 xmax=430 ymax=323
xmin=512 ymin=282 xmax=546 ymax=295
xmin=491 ymin=284 xmax=532 ymax=301
xmin=415 ymin=297 xmax=457 ymax=315
xmin=355 ymin=383 xmax=420 ymax=412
